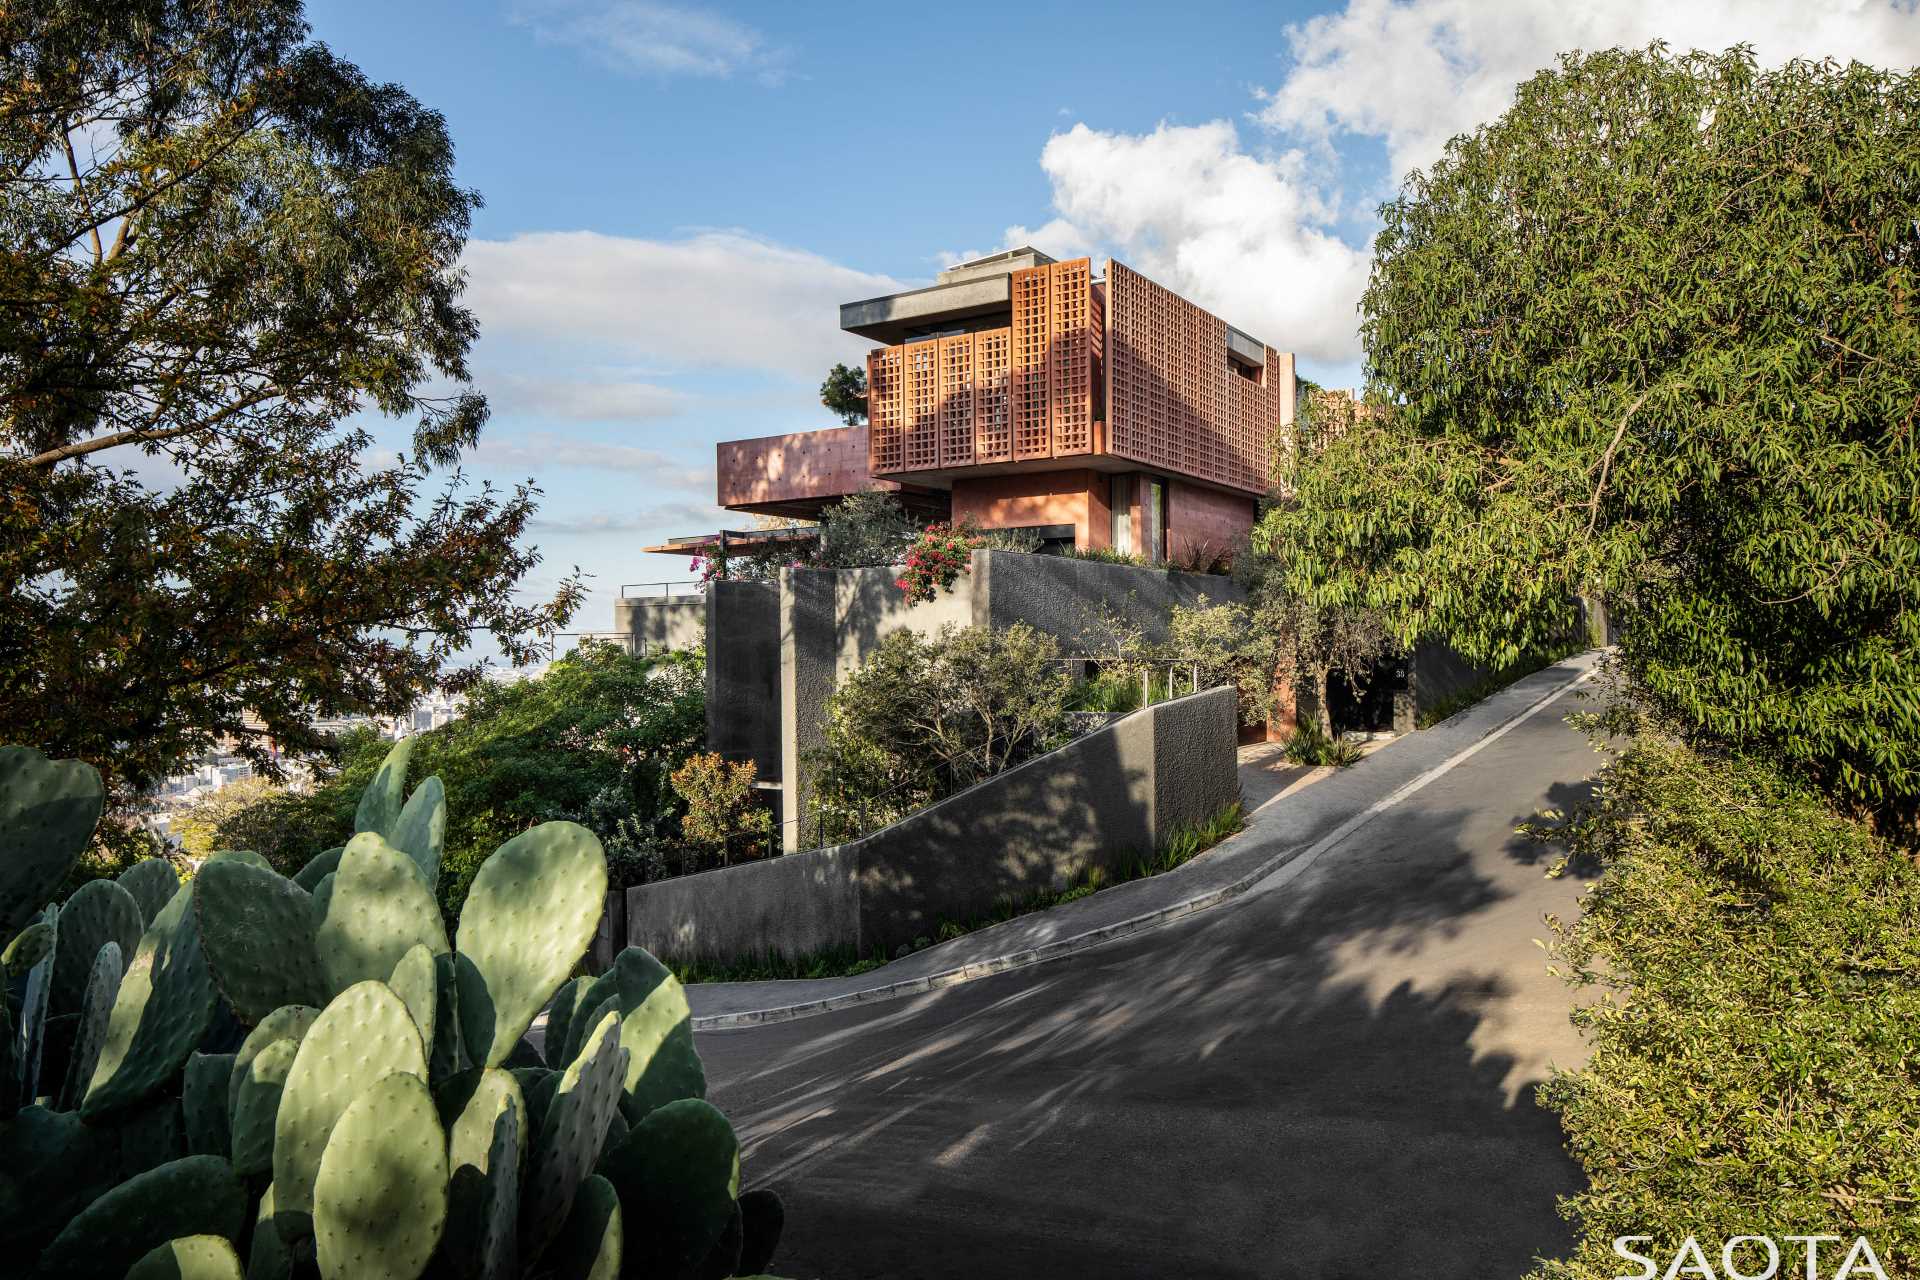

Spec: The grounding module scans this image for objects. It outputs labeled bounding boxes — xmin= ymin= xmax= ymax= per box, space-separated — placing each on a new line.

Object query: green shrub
xmin=1280 ymin=724 xmax=1365 ymax=767
xmin=670 ymin=752 xmax=771 ymax=854
xmin=1529 ymin=733 xmax=1920 ymax=1277
xmin=807 ymin=624 xmax=1072 ymax=845
xmin=170 ymin=776 xmax=341 ymax=879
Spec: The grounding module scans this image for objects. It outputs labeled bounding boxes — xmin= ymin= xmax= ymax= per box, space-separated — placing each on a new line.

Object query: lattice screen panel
xmin=1011 ymin=265 xmax=1053 ymax=460
xmin=1103 ymin=261 xmax=1263 ymax=494
xmin=902 ymin=340 xmax=940 ymax=471
xmin=973 ymin=327 xmax=1012 ymax=463
xmin=1047 ymin=258 xmax=1093 ymax=456
xmin=867 ymin=345 xmax=905 ymax=474
xmin=936 ymin=334 xmax=975 ymax=467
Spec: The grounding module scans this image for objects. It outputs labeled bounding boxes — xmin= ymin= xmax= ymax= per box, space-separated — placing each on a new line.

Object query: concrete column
xmin=778 ymin=568 xmax=838 ymax=853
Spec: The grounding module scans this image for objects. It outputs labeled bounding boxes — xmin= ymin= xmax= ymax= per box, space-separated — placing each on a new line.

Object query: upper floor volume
xmin=844 ymin=247 xmax=1289 ymax=498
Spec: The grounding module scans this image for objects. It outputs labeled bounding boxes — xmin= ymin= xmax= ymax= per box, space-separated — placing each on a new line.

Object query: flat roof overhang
xmin=839 ymin=275 xmax=1013 ymax=345
xmin=878 ymin=454 xmax=1266 ymax=500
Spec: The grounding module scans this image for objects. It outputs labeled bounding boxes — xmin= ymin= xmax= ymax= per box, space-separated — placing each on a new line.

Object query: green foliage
xmin=212 ymin=645 xmax=705 ymax=924
xmin=0 ymin=0 xmax=582 ymax=816
xmin=1528 ymin=734 xmax=1920 ymax=1278
xmin=670 ymin=752 xmax=772 ymax=853
xmin=818 ymin=361 xmax=868 ymax=426
xmin=1279 ymin=724 xmax=1365 ymax=768
xmin=1262 ymin=45 xmax=1920 ymax=817
xmin=816 ymin=490 xmax=920 ymax=571
xmin=1059 ymin=545 xmax=1150 ymax=567
xmin=0 ymin=740 xmax=788 ymax=1278
xmin=894 ymin=522 xmax=979 ymax=603
xmin=806 ymin=623 xmax=1072 ymax=846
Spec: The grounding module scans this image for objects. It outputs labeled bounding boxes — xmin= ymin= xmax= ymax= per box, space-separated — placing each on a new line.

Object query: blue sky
xmin=301 ymin=0 xmax=1920 ymax=658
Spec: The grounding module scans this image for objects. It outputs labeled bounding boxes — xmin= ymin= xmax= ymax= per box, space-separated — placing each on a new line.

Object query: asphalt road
xmin=698 ymin=680 xmax=1604 ymax=1280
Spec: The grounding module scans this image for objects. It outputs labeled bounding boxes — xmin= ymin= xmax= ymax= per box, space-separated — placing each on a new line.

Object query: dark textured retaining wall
xmin=971 ymin=549 xmax=1246 ymax=651
xmin=625 ymin=686 xmax=1240 ymax=966
xmin=706 ymin=581 xmax=780 ymax=782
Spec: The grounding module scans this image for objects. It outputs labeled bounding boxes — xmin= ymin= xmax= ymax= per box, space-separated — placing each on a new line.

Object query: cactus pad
xmin=125 ymin=1234 xmax=245 ymax=1280
xmin=440 ymin=1066 xmax=528 ymax=1181
xmin=430 ymin=950 xmax=464 ymax=1079
xmin=118 ymin=858 xmax=182 ymax=929
xmin=272 ymin=980 xmax=427 ymax=1228
xmin=51 ymin=876 xmax=143 ymax=1015
xmin=387 ymin=942 xmax=437 ymax=1050
xmin=82 ymin=884 xmax=217 ymax=1118
xmin=571 ymin=947 xmax=705 ymax=1119
xmin=184 ymin=1052 xmax=235 ymax=1157
xmin=545 ymin=1173 xmax=623 ymax=1280
xmin=37 ymin=1154 xmax=246 ymax=1280
xmin=0 ymin=745 xmax=103 ymax=938
xmin=454 ymin=821 xmax=608 ymax=1068
xmin=353 ymin=738 xmax=414 ymax=838
xmin=737 ymin=1187 xmax=785 ymax=1276
xmin=315 ymin=833 xmax=449 ymax=996
xmin=389 ymin=774 xmax=446 ymax=885
xmin=17 ymin=906 xmax=55 ymax=1099
xmin=600 ymin=1098 xmax=741 ymax=1280
xmin=293 ymin=846 xmax=343 ymax=892
xmin=229 ymin=1036 xmax=298 ymax=1177
xmin=443 ymin=1088 xmax=521 ymax=1280
xmin=313 ymin=1071 xmax=447 ymax=1280
xmin=205 ymin=849 xmax=274 ymax=872
xmin=2 ymin=917 xmax=51 ymax=975
xmin=545 ymin=974 xmax=594 ymax=1068
xmin=248 ymin=1183 xmax=294 ymax=1280
xmin=193 ymin=859 xmax=327 ymax=1023
xmin=227 ymin=1004 xmax=319 ymax=1119
xmin=523 ymin=1010 xmax=629 ymax=1264
xmin=56 ymin=939 xmax=119 ymax=1110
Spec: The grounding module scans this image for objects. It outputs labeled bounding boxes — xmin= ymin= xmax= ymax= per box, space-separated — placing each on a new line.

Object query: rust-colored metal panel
xmin=1047 ymin=258 xmax=1093 ymax=457
xmin=1011 ymin=264 xmax=1052 ymax=460
xmin=902 ymin=339 xmax=940 ymax=471
xmin=936 ymin=333 xmax=975 ymax=467
xmin=867 ymin=345 xmax=905 ymax=474
xmin=973 ymin=327 xmax=1013 ymax=463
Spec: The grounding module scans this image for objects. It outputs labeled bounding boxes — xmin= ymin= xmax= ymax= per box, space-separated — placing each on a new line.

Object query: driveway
xmin=696 ymin=669 xmax=1605 ymax=1279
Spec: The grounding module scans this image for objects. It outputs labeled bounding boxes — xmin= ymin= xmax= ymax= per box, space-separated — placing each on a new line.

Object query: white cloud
xmin=530 ymin=503 xmax=725 ymax=535
xmin=1006 ymin=122 xmax=1371 ymax=366
xmin=462 ymin=230 xmax=899 ymax=379
xmin=468 ymin=431 xmax=712 ymax=491
xmin=1012 ymin=0 xmax=1920 ymax=372
xmin=486 ymin=374 xmax=687 ymax=423
xmin=1260 ymin=0 xmax=1920 ymax=180
xmin=511 ymin=2 xmax=790 ymax=83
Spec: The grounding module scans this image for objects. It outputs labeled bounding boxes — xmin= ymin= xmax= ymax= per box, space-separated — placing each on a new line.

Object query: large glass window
xmin=1110 ymin=474 xmax=1132 ymax=553
xmin=1146 ymin=477 xmax=1165 ymax=562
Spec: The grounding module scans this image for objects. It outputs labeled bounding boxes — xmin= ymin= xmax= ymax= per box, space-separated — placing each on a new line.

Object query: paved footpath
xmin=694 ymin=652 xmax=1609 ymax=1279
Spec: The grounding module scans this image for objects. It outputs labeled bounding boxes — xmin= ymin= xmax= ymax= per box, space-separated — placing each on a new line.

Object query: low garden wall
xmin=625 ymin=684 xmax=1240 ymax=966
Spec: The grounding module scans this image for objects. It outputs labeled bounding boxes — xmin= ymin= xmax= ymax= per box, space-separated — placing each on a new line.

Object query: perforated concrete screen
xmin=973 ymin=327 xmax=1013 ymax=463
xmin=1011 ymin=263 xmax=1053 ymax=460
xmin=867 ymin=344 xmax=905 ymax=473
xmin=903 ymin=339 xmax=940 ymax=471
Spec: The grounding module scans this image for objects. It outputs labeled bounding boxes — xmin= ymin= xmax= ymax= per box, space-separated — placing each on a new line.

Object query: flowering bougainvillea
xmin=896 ymin=522 xmax=983 ymax=604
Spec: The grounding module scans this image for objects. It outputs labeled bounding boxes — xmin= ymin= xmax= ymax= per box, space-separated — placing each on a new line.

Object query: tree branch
xmin=1585 ymin=387 xmax=1654 ymax=538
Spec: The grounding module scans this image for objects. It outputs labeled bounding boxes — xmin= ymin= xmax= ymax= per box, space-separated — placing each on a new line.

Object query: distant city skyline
xmin=303 ymin=0 xmax=1920 ymax=661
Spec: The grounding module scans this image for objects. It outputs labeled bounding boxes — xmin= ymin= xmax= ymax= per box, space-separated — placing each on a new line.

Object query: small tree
xmin=820 ymin=362 xmax=868 ymax=425
xmin=815 ymin=490 xmax=920 ymax=569
xmin=670 ymin=752 xmax=769 ymax=855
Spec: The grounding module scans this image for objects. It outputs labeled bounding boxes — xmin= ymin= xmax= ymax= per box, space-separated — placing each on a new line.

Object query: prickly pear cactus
xmin=117 ymin=858 xmax=181 ymax=930
xmin=230 ymin=1036 xmax=299 ymax=1177
xmin=82 ymin=884 xmax=217 ymax=1120
xmin=353 ymin=738 xmax=414 ymax=838
xmin=272 ymin=980 xmax=427 ymax=1227
xmin=49 ymin=878 xmax=142 ymax=1015
xmin=193 ymin=858 xmax=327 ymax=1022
xmin=522 ymin=1011 xmax=629 ymax=1262
xmin=568 ymin=945 xmax=705 ymax=1120
xmin=315 ymin=833 xmax=448 ymax=995
xmin=36 ymin=1154 xmax=246 ymax=1280
xmin=313 ymin=1071 xmax=447 ymax=1279
xmin=125 ymin=1234 xmax=245 ymax=1280
xmin=454 ymin=821 xmax=607 ymax=1068
xmin=600 ymin=1098 xmax=741 ymax=1279
xmin=387 ymin=942 xmax=439 ymax=1050
xmin=389 ymin=773 xmax=447 ymax=885
xmin=58 ymin=939 xmax=123 ymax=1110
xmin=293 ymin=845 xmax=343 ymax=892
xmin=546 ymin=1173 xmax=623 ymax=1280
xmin=182 ymin=1052 xmax=234 ymax=1156
xmin=0 ymin=745 xmax=103 ymax=938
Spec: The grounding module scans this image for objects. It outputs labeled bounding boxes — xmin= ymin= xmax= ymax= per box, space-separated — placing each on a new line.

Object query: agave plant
xmin=0 ymin=741 xmax=787 ymax=1279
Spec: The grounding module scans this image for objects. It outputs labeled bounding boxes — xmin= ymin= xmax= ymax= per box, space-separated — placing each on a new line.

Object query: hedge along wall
xmin=626 ymin=685 xmax=1240 ymax=966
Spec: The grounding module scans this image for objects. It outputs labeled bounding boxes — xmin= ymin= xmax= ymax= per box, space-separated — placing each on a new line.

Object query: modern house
xmin=646 ymin=247 xmax=1295 ymax=563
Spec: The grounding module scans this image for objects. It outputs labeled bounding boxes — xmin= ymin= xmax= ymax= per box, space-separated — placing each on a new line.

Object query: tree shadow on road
xmin=701 ymin=801 xmax=1588 ymax=1280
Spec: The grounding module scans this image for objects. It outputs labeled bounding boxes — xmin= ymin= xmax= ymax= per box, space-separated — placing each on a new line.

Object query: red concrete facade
xmin=673 ymin=252 xmax=1294 ymax=563
xmin=950 ymin=470 xmax=1114 ymax=551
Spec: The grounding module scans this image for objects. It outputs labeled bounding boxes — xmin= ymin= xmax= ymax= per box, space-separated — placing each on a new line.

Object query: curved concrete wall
xmin=627 ymin=685 xmax=1240 ymax=966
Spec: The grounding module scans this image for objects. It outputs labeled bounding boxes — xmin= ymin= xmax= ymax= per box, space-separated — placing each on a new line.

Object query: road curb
xmin=693 ymin=656 xmax=1598 ymax=1032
